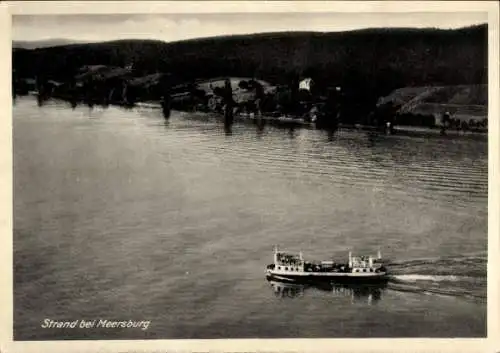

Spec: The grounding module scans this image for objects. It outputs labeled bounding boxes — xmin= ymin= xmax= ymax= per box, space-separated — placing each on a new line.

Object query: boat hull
xmin=266 ymin=271 xmax=389 ymax=284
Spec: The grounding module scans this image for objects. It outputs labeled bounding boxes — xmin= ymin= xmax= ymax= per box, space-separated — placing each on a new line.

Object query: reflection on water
xmin=268 ymin=279 xmax=384 ymax=304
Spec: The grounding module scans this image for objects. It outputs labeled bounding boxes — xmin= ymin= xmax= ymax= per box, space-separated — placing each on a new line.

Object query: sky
xmin=12 ymin=12 xmax=488 ymax=43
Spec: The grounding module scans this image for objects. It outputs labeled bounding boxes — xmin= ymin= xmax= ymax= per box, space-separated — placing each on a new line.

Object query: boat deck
xmin=304 ymin=262 xmax=350 ymax=273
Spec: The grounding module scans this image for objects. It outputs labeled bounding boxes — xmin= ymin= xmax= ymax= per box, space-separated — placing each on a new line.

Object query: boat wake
xmin=385 ymin=255 xmax=486 ymax=301
xmin=390 ymin=274 xmax=480 ymax=283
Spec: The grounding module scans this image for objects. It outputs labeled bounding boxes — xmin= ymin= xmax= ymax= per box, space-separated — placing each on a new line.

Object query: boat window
xmin=277 ymin=266 xmax=281 ymax=270
xmin=363 ymin=269 xmax=367 ymax=272
xmin=285 ymin=267 xmax=288 ymax=271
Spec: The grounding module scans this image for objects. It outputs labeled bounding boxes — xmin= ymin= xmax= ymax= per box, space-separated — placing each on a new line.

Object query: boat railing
xmin=276 ymin=258 xmax=304 ymax=266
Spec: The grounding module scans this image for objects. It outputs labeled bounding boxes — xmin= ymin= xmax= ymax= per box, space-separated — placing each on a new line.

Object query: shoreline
xmin=15 ymin=95 xmax=487 ymax=139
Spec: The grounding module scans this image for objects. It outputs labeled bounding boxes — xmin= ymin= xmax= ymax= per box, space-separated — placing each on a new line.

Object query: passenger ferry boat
xmin=266 ymin=246 xmax=388 ymax=283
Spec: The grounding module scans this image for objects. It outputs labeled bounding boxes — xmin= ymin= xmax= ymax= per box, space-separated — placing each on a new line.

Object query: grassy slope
xmin=379 ymin=84 xmax=487 ymax=121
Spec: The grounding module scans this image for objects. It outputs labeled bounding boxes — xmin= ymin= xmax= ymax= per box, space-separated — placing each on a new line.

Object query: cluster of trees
xmin=442 ymin=116 xmax=488 ymax=131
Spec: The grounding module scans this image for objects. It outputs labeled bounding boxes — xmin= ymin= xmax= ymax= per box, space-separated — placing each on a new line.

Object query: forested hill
xmin=13 ymin=24 xmax=487 ymax=99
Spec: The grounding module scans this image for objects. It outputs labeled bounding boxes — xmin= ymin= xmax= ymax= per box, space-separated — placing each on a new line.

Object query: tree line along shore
xmin=12 ymin=24 xmax=487 ymax=134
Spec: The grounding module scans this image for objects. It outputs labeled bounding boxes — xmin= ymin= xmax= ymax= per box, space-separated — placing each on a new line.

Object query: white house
xmin=299 ymin=78 xmax=314 ymax=91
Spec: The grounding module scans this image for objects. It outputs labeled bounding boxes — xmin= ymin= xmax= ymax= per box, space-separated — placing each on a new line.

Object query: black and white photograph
xmin=2 ymin=1 xmax=499 ymax=351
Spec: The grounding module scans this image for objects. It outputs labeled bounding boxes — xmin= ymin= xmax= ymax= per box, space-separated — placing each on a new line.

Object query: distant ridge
xmin=12 ymin=38 xmax=84 ymax=50
xmin=14 ymin=23 xmax=484 ymax=48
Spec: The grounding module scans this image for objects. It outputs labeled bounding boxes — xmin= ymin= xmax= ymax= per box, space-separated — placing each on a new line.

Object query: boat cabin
xmin=348 ymin=251 xmax=384 ymax=273
xmin=273 ymin=247 xmax=305 ymax=272
xmin=270 ymin=247 xmax=384 ymax=274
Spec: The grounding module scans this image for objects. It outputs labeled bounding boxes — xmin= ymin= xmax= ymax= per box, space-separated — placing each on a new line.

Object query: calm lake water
xmin=13 ymin=97 xmax=487 ymax=339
